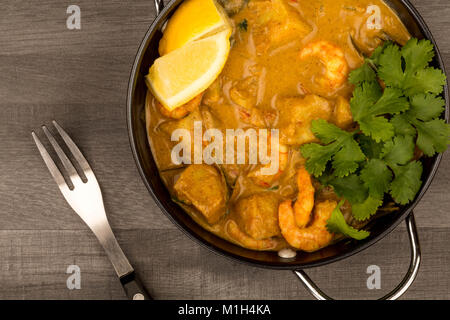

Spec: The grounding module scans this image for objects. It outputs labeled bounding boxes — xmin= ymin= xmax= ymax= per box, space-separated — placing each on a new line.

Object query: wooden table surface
xmin=0 ymin=0 xmax=449 ymax=300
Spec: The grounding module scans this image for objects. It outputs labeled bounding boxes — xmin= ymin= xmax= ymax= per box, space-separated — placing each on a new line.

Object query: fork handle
xmin=120 ymin=272 xmax=153 ymax=300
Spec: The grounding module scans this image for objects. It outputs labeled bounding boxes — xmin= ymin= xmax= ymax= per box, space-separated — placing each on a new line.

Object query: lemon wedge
xmin=146 ymin=29 xmax=231 ymax=111
xmin=158 ymin=0 xmax=231 ymax=56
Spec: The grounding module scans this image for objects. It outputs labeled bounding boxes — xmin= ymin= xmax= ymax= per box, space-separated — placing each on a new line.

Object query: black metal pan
xmin=127 ymin=0 xmax=449 ymax=299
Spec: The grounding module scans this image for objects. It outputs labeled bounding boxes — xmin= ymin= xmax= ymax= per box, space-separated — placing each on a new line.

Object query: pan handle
xmin=294 ymin=212 xmax=421 ymax=300
xmin=154 ymin=0 xmax=165 ymax=16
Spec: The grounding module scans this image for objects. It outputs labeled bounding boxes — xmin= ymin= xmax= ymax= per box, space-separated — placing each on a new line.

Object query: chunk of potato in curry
xmin=247 ymin=0 xmax=312 ymax=54
xmin=235 ymin=193 xmax=281 ymax=240
xmin=174 ymin=164 xmax=228 ymax=225
xmin=277 ymin=94 xmax=333 ymax=146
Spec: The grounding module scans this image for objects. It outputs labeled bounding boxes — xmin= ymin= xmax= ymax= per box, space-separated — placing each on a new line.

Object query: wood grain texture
xmin=0 ymin=0 xmax=449 ymax=300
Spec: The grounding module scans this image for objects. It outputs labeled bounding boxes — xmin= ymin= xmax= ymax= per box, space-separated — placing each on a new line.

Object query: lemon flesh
xmin=147 ymin=30 xmax=231 ymax=111
xmin=159 ymin=0 xmax=231 ymax=56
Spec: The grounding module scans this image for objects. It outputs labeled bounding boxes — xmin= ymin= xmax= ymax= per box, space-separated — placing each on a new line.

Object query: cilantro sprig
xmin=301 ymin=38 xmax=448 ymax=240
xmin=326 ymin=201 xmax=370 ymax=240
xmin=379 ymin=39 xmax=446 ymax=96
xmin=350 ymin=83 xmax=409 ymax=142
xmin=300 ymin=119 xmax=365 ymax=178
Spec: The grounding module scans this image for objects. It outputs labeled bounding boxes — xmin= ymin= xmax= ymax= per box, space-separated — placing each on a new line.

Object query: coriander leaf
xmin=316 ymin=168 xmax=334 ymax=186
xmin=358 ymin=116 xmax=394 ymax=142
xmin=328 ymin=175 xmax=368 ymax=204
xmin=391 ymin=114 xmax=416 ymax=136
xmin=351 ymin=86 xmax=408 ymax=142
xmin=382 ymin=135 xmax=415 ymax=166
xmin=408 ymin=93 xmax=445 ymax=121
xmin=349 ymin=62 xmax=377 ymax=85
xmin=370 ymin=87 xmax=409 ymax=115
xmin=327 ymin=201 xmax=370 ymax=240
xmin=414 ymin=119 xmax=450 ymax=156
xmin=332 ymin=137 xmax=366 ymax=177
xmin=350 ymin=81 xmax=382 ymax=120
xmin=352 ymin=195 xmax=383 ymax=221
xmin=390 ymin=161 xmax=423 ymax=205
xmin=367 ymin=41 xmax=391 ymax=65
xmin=378 ymin=43 xmax=404 ymax=86
xmin=300 ymin=120 xmax=365 ymax=177
xmin=360 ymin=159 xmax=393 ymax=198
xmin=376 ymin=39 xmax=446 ymax=97
xmin=310 ymin=118 xmax=348 ymax=144
xmin=397 ymin=92 xmax=449 ymax=157
xmin=403 ymin=67 xmax=447 ymax=96
xmin=402 ymin=38 xmax=435 ymax=76
xmin=300 ymin=142 xmax=339 ymax=177
xmin=358 ymin=134 xmax=384 ymax=159
xmin=351 ymin=87 xmax=409 ymax=120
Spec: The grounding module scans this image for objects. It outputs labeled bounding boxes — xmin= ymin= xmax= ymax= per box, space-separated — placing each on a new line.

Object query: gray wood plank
xmin=0 ymin=0 xmax=449 ymax=300
xmin=0 ymin=227 xmax=448 ymax=300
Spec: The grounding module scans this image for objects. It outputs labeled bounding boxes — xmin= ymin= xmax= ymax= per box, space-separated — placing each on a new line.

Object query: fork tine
xmin=52 ymin=120 xmax=92 ymax=174
xmin=32 ymin=131 xmax=68 ymax=188
xmin=42 ymin=125 xmax=80 ymax=179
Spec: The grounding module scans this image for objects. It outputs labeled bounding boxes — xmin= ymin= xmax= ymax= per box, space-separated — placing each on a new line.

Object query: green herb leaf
xmin=408 ymin=93 xmax=445 ymax=121
xmin=402 ymin=38 xmax=435 ymax=76
xmin=378 ymin=43 xmax=404 ymax=86
xmin=349 ymin=62 xmax=377 ymax=85
xmin=391 ymin=114 xmax=416 ymax=136
xmin=353 ymin=159 xmax=393 ymax=220
xmin=414 ymin=119 xmax=450 ymax=156
xmin=390 ymin=161 xmax=423 ymax=205
xmin=358 ymin=115 xmax=394 ymax=142
xmin=351 ymin=84 xmax=409 ymax=142
xmin=367 ymin=41 xmax=391 ymax=66
xmin=377 ymin=38 xmax=446 ymax=97
xmin=300 ymin=143 xmax=339 ymax=177
xmin=332 ymin=137 xmax=366 ymax=177
xmin=300 ymin=120 xmax=365 ymax=177
xmin=382 ymin=135 xmax=415 ymax=166
xmin=327 ymin=175 xmax=368 ymax=204
xmin=403 ymin=67 xmax=447 ymax=96
xmin=360 ymin=159 xmax=393 ymax=198
xmin=358 ymin=134 xmax=384 ymax=159
xmin=371 ymin=87 xmax=410 ymax=115
xmin=327 ymin=201 xmax=370 ymax=240
xmin=350 ymin=81 xmax=382 ymax=120
xmin=352 ymin=195 xmax=383 ymax=221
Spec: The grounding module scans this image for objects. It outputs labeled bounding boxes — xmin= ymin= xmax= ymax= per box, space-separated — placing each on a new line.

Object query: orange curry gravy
xmin=145 ymin=0 xmax=410 ymax=252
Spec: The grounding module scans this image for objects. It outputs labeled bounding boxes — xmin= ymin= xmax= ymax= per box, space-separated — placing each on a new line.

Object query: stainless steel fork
xmin=32 ymin=120 xmax=151 ymax=300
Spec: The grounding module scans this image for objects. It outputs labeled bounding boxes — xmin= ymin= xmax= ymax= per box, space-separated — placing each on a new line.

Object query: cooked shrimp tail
xmin=279 ymin=200 xmax=336 ymax=252
xmin=293 ymin=167 xmax=315 ymax=228
xmin=277 ymin=168 xmax=335 ymax=252
xmin=227 ymin=220 xmax=278 ymax=251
